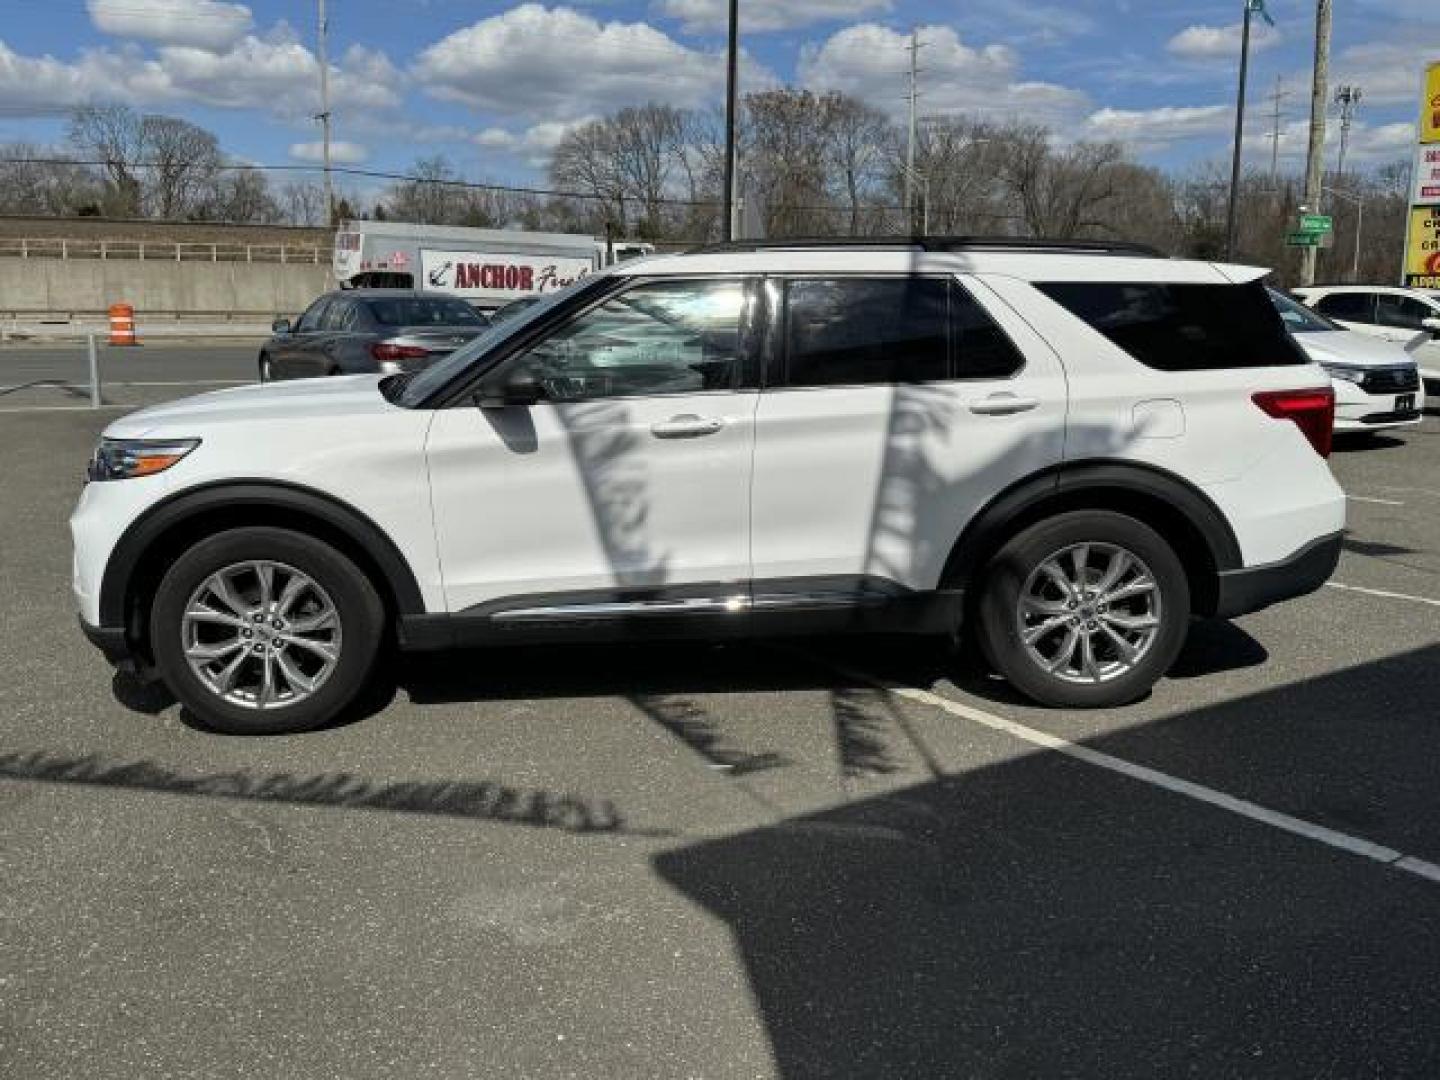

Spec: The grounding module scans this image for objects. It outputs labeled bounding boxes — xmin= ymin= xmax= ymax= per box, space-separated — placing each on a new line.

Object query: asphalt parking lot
xmin=3 ymin=344 xmax=1440 ymax=1078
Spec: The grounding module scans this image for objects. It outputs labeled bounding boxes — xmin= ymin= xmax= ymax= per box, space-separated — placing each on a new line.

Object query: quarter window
xmin=507 ymin=278 xmax=748 ymax=401
xmin=1314 ymin=292 xmax=1377 ymax=324
xmin=1036 ymin=281 xmax=1307 ymax=371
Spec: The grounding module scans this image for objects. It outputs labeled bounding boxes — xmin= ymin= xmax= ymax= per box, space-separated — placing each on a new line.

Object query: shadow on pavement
xmin=655 ymin=644 xmax=1440 ymax=1079
xmin=0 ymin=748 xmax=655 ymax=835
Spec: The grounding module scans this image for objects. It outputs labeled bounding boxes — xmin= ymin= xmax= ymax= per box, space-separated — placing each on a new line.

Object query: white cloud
xmin=1084 ymin=104 xmax=1232 ymax=145
xmin=1333 ymin=37 xmax=1440 ymax=106
xmin=1166 ymin=22 xmax=1280 ymax=61
xmin=1241 ymin=117 xmax=1416 ymax=169
xmin=475 ymin=118 xmax=596 ymax=167
xmin=799 ymin=23 xmax=1088 ymax=128
xmin=655 ymin=0 xmax=891 ymax=34
xmin=87 ymin=0 xmax=253 ymax=52
xmin=415 ymin=4 xmax=771 ymax=121
xmin=0 ymin=31 xmax=401 ymax=120
xmin=289 ymin=140 xmax=368 ymax=164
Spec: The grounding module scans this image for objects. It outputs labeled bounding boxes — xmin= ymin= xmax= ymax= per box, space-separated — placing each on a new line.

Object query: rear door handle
xmin=651 ymin=414 xmax=725 ymax=439
xmin=969 ymin=393 xmax=1040 ymax=416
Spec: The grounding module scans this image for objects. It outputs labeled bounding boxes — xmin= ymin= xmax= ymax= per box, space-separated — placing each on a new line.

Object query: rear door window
xmin=784 ymin=278 xmax=949 ymax=387
xmin=1376 ymin=294 xmax=1432 ymax=330
xmin=1314 ymin=291 xmax=1377 ymax=324
xmin=778 ymin=277 xmax=1022 ymax=387
xmin=1035 ymin=281 xmax=1307 ymax=370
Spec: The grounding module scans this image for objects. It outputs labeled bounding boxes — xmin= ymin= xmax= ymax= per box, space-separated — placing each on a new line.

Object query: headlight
xmin=1321 ymin=364 xmax=1365 ymax=385
xmin=87 ymin=438 xmax=199 ymax=482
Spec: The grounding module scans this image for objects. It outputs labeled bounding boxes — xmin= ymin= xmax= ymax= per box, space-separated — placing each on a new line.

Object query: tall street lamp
xmin=1322 ymin=185 xmax=1365 ymax=283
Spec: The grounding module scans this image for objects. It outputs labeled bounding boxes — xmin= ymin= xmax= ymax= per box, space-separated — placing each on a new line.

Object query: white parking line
xmin=1326 ymin=581 xmax=1440 ymax=608
xmin=1346 ymin=495 xmax=1406 ymax=506
xmin=828 ymin=664 xmax=1440 ymax=886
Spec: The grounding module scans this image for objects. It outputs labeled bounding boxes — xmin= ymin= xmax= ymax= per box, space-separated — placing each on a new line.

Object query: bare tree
xmin=67 ymin=104 xmax=145 ymax=215
xmin=551 ymin=121 xmax=630 ymax=234
xmin=824 ymin=95 xmax=891 ymax=235
xmin=140 ymin=115 xmax=223 ymax=219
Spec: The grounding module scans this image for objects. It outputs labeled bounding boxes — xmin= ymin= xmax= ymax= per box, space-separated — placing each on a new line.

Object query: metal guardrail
xmin=0 ymin=237 xmax=325 ymax=264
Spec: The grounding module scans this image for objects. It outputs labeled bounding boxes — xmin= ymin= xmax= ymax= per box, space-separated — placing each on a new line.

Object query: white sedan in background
xmin=1271 ymin=288 xmax=1425 ymax=434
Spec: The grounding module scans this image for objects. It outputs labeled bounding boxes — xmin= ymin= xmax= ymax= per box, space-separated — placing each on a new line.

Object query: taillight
xmin=1252 ymin=387 xmax=1335 ymax=458
xmin=371 ymin=343 xmax=430 ymax=362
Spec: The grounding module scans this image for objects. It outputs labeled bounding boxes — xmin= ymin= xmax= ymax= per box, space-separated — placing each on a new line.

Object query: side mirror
xmin=1422 ymin=316 xmax=1440 ymax=337
xmin=271 ymin=317 xmax=292 ymax=335
xmin=475 ymin=373 xmax=543 ymax=409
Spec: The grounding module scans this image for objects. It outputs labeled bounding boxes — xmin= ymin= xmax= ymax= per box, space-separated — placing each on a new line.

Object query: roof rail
xmin=685 ymin=235 xmax=1164 ymax=258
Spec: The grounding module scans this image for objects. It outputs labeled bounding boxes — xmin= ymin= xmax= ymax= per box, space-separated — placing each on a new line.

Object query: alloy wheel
xmin=180 ymin=560 xmax=342 ymax=710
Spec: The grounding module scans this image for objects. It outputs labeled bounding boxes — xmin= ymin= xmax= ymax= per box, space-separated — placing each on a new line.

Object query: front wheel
xmin=149 ymin=527 xmax=384 ymax=734
xmin=258 ymin=353 xmax=274 ymax=383
xmin=975 ymin=511 xmax=1190 ymax=708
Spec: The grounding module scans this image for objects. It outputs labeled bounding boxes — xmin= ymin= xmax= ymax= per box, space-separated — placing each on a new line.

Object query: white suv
xmin=73 ymin=239 xmax=1346 ymax=734
xmin=1292 ymin=285 xmax=1440 ymax=382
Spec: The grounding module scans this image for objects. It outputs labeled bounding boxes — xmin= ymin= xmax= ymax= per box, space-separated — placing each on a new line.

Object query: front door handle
xmin=969 ymin=393 xmax=1040 ymax=416
xmin=651 ymin=414 xmax=725 ymax=439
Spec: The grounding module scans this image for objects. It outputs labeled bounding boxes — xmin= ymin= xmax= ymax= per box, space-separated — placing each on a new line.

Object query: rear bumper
xmin=1213 ymin=531 xmax=1343 ymax=619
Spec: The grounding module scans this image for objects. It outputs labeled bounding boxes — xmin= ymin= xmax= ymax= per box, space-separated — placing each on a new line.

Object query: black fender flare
xmin=98 ymin=479 xmax=427 ymax=627
xmin=942 ymin=460 xmax=1242 ymax=605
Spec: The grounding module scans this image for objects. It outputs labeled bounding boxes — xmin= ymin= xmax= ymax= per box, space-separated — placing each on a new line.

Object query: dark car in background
xmin=259 ymin=290 xmax=491 ymax=381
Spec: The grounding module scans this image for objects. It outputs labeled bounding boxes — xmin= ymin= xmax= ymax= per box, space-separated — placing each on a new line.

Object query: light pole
xmin=1224 ymin=0 xmax=1256 ymax=261
xmin=1322 ymin=185 xmax=1364 ymax=283
xmin=897 ymin=163 xmax=929 ymax=235
xmin=721 ymin=0 xmax=739 ymax=241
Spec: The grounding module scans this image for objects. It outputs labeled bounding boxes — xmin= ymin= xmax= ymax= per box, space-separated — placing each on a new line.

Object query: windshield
xmin=366 ymin=297 xmax=487 ymax=327
xmin=395 ymin=277 xmax=610 ymax=408
xmin=1269 ymin=288 xmax=1340 ymax=333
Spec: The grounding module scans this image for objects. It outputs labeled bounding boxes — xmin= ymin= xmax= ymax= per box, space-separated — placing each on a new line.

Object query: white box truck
xmin=332 ymin=221 xmax=653 ymax=311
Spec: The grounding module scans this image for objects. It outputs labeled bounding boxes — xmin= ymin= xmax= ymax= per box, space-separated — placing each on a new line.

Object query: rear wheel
xmin=975 ymin=511 xmax=1190 ymax=708
xmin=149 ymin=527 xmax=384 ymax=734
xmin=257 ymin=353 xmax=273 ymax=382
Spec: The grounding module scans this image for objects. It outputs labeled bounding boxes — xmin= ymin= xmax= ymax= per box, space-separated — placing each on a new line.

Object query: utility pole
xmin=316 ymin=0 xmax=334 ymax=227
xmin=1300 ymin=0 xmax=1331 ymax=287
xmin=1267 ymin=75 xmax=1289 ymax=187
xmin=1333 ymin=84 xmax=1362 ymax=186
xmin=905 ymin=28 xmax=922 ymax=232
xmin=721 ymin=0 xmax=738 ymax=241
xmin=1224 ymin=0 xmax=1255 ymax=261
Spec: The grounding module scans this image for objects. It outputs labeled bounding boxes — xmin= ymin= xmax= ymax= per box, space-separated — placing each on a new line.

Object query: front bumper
xmin=1332 ymin=375 xmax=1425 ymax=431
xmin=79 ymin=617 xmax=137 ymax=670
xmin=1213 ymin=531 xmax=1343 ymax=619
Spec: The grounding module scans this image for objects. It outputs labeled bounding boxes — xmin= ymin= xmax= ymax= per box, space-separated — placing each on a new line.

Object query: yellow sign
xmin=1425 ymin=61 xmax=1440 ymax=144
xmin=1405 ymin=206 xmax=1440 ymax=289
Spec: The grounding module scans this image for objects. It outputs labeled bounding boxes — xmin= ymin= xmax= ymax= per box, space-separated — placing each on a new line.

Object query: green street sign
xmin=1298 ymin=213 xmax=1333 ymax=233
xmin=1286 ymin=231 xmax=1322 ymax=247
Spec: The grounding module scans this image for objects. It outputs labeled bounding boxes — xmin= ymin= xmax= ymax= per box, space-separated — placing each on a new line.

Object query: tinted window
xmin=1376 ymin=294 xmax=1432 ymax=330
xmin=784 ymin=278 xmax=948 ymax=387
xmin=508 ymin=278 xmax=747 ymax=401
xmin=1036 ymin=281 xmax=1307 ymax=371
xmin=367 ymin=297 xmax=487 ymax=327
xmin=1314 ymin=292 xmax=1376 ymax=323
xmin=953 ymin=286 xmax=1025 ymax=378
xmin=296 ymin=297 xmax=330 ymax=332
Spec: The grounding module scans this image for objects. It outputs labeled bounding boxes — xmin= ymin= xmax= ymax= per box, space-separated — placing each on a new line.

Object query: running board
xmin=490 ymin=591 xmax=882 ymax=623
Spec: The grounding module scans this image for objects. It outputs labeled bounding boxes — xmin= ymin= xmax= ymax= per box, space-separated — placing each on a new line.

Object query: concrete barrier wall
xmin=0 ymin=257 xmax=329 ymax=318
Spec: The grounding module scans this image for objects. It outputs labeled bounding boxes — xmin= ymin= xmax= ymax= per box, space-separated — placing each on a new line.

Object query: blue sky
xmin=1 ymin=0 xmax=1437 ymax=192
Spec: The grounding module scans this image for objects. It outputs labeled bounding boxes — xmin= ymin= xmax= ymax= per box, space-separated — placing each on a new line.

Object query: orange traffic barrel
xmin=108 ymin=303 xmax=137 ymax=346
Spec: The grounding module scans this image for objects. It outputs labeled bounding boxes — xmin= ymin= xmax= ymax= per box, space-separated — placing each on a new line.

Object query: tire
xmin=975 ymin=510 xmax=1190 ymax=708
xmin=149 ymin=527 xmax=385 ymax=734
xmin=258 ymin=353 xmax=273 ymax=383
